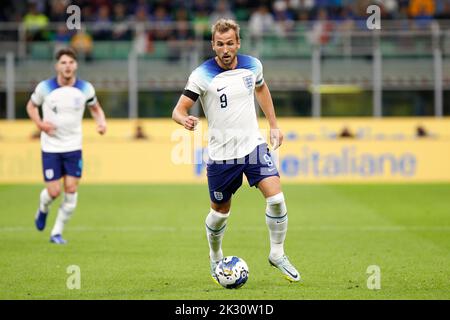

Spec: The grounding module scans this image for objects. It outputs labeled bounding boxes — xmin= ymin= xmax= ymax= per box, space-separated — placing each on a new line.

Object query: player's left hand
xmin=270 ymin=128 xmax=283 ymax=150
xmin=97 ymin=123 xmax=107 ymax=135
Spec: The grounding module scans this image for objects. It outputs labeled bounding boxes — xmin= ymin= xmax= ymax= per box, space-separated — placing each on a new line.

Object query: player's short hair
xmin=55 ymin=47 xmax=78 ymax=61
xmin=211 ymin=19 xmax=240 ymax=42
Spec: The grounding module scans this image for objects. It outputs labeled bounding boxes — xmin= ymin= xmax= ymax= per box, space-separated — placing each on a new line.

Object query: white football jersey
xmin=30 ymin=77 xmax=97 ymax=153
xmin=185 ymin=54 xmax=266 ymax=161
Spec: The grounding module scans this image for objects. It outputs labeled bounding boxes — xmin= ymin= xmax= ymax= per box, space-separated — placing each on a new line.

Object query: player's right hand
xmin=183 ymin=115 xmax=199 ymax=131
xmin=39 ymin=121 xmax=56 ymax=136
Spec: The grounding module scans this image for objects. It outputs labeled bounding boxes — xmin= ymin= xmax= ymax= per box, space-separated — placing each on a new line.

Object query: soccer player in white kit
xmin=172 ymin=19 xmax=300 ymax=282
xmin=26 ymin=48 xmax=107 ymax=244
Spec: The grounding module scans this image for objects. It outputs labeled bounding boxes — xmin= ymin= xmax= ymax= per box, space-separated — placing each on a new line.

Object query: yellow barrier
xmin=0 ymin=118 xmax=449 ymax=183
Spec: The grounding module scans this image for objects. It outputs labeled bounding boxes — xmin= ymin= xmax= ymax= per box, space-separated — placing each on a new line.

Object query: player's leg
xmin=258 ymin=176 xmax=286 ymax=259
xmin=208 ymin=200 xmax=232 ymax=261
xmin=50 ymin=176 xmax=79 ymax=244
xmin=207 ymin=200 xmax=232 ymax=283
xmin=245 ymin=144 xmax=300 ymax=282
xmin=35 ymin=152 xmax=63 ymax=231
xmin=206 ymin=160 xmax=243 ymax=283
xmin=50 ymin=150 xmax=82 ymax=244
xmin=258 ymin=176 xmax=300 ymax=282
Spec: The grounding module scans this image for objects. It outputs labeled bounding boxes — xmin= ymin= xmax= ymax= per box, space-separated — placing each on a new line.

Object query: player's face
xmin=55 ymin=54 xmax=77 ymax=80
xmin=212 ymin=29 xmax=240 ymax=69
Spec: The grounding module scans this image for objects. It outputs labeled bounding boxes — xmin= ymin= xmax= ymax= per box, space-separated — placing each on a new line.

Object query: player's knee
xmin=62 ymin=192 xmax=78 ymax=212
xmin=213 ymin=207 xmax=230 ymax=214
xmin=47 ymin=186 xmax=61 ymax=198
xmin=209 ymin=207 xmax=230 ymax=217
xmin=211 ymin=201 xmax=231 ymax=214
xmin=266 ymin=192 xmax=287 ymax=217
xmin=64 ymin=185 xmax=78 ymax=194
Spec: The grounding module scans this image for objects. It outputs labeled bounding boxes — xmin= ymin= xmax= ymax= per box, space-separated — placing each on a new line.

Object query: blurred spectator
xmin=248 ymin=4 xmax=275 ymax=55
xmin=378 ymin=0 xmax=399 ymax=18
xmin=134 ymin=124 xmax=149 ymax=140
xmin=81 ymin=5 xmax=96 ymax=23
xmin=70 ymin=27 xmax=94 ymax=62
xmin=173 ymin=8 xmax=194 ymax=40
xmin=410 ymin=0 xmax=436 ymax=28
xmin=249 ymin=5 xmax=275 ymax=38
xmin=92 ymin=5 xmax=112 ymax=40
xmin=131 ymin=0 xmax=151 ymax=15
xmin=193 ymin=9 xmax=211 ymax=40
xmin=193 ymin=0 xmax=212 ymax=12
xmin=112 ymin=2 xmax=132 ymax=40
xmin=295 ymin=10 xmax=311 ymax=36
xmin=416 ymin=125 xmax=429 ymax=137
xmin=133 ymin=7 xmax=152 ymax=55
xmin=289 ymin=0 xmax=315 ymax=12
xmin=436 ymin=2 xmax=450 ymax=19
xmin=338 ymin=126 xmax=355 ymax=138
xmin=23 ymin=2 xmax=49 ymax=41
xmin=168 ymin=8 xmax=195 ymax=61
xmin=49 ymin=0 xmax=68 ymax=22
xmin=273 ymin=0 xmax=296 ymax=38
xmin=151 ymin=5 xmax=173 ymax=41
xmin=352 ymin=0 xmax=372 ymax=29
xmin=409 ymin=0 xmax=436 ymax=18
xmin=297 ymin=10 xmax=311 ymax=23
xmin=28 ymin=0 xmax=47 ymax=13
xmin=308 ymin=8 xmax=333 ymax=45
xmin=210 ymin=0 xmax=236 ymax=25
xmin=52 ymin=23 xmax=72 ymax=53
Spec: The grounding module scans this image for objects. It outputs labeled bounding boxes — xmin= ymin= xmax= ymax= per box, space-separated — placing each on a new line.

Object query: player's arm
xmin=172 ymin=93 xmax=199 ymax=131
xmin=88 ymin=102 xmax=107 ymax=135
xmin=26 ymin=99 xmax=56 ymax=136
xmin=255 ymin=82 xmax=284 ymax=149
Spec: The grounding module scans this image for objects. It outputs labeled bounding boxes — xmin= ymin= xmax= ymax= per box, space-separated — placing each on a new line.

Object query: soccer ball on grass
xmin=215 ymin=256 xmax=249 ymax=289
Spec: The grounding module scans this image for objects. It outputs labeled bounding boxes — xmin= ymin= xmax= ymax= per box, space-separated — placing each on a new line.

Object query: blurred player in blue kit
xmin=172 ymin=19 xmax=300 ymax=283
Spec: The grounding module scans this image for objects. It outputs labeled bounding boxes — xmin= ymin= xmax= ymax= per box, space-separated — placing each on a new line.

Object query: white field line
xmin=0 ymin=225 xmax=450 ymax=232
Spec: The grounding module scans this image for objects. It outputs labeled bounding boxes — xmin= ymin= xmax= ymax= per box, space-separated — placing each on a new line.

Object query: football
xmin=215 ymin=256 xmax=249 ymax=289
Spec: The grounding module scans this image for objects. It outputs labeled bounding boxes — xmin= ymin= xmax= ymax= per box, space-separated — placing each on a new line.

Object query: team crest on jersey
xmin=243 ymin=75 xmax=253 ymax=94
xmin=213 ymin=191 xmax=223 ymax=201
xmin=243 ymin=75 xmax=253 ymax=88
xmin=45 ymin=169 xmax=54 ymax=180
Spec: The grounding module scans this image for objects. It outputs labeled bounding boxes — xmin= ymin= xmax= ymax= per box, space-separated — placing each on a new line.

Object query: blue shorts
xmin=206 ymin=143 xmax=279 ymax=204
xmin=42 ymin=150 xmax=83 ymax=182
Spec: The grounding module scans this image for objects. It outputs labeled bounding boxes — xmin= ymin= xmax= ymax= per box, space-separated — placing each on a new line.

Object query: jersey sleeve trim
xmin=255 ymin=78 xmax=264 ymax=87
xmin=182 ymin=89 xmax=199 ymax=102
xmin=86 ymin=96 xmax=98 ymax=107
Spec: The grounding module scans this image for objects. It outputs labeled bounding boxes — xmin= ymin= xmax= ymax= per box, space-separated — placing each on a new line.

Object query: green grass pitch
xmin=0 ymin=184 xmax=449 ymax=300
